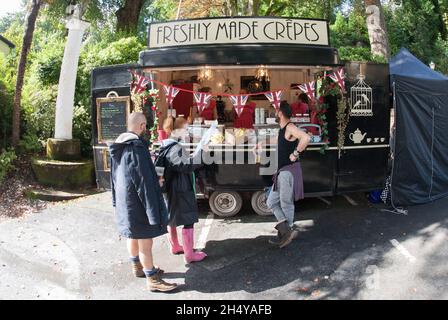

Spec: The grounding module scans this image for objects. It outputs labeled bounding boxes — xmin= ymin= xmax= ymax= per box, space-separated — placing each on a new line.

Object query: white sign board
xmin=148 ymin=17 xmax=329 ymax=48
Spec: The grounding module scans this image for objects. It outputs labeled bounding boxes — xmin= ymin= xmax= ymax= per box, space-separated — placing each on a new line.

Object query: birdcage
xmin=350 ymin=75 xmax=373 ymax=116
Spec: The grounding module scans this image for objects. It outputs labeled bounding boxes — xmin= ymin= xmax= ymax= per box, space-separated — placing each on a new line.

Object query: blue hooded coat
xmin=109 ymin=132 xmax=168 ymax=239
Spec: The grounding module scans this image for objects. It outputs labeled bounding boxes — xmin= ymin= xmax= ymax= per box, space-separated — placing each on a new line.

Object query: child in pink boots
xmin=155 ymin=117 xmax=207 ymax=264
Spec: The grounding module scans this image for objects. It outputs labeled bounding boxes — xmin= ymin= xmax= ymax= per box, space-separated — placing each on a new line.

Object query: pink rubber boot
xmin=182 ymin=228 xmax=207 ymax=263
xmin=168 ymin=226 xmax=184 ymax=255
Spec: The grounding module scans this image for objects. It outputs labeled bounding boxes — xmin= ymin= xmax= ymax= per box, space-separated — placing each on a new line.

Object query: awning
xmin=139 ymin=44 xmax=341 ymax=68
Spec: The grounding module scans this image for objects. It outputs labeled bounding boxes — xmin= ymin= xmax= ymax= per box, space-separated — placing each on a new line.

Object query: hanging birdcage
xmin=350 ymin=75 xmax=373 ymax=116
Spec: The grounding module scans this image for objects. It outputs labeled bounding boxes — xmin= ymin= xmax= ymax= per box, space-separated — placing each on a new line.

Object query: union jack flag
xmin=229 ymin=95 xmax=249 ymax=117
xmin=130 ymin=71 xmax=149 ymax=94
xmin=264 ymin=90 xmax=283 ymax=110
xmin=329 ymin=68 xmax=346 ymax=91
xmin=298 ymin=81 xmax=316 ymax=102
xmin=163 ymin=85 xmax=180 ymax=107
xmin=193 ymin=92 xmax=212 ymax=113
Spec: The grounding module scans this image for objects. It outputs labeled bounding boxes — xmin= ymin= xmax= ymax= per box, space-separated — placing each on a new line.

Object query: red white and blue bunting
xmin=130 ymin=71 xmax=150 ymax=95
xmin=162 ymin=85 xmax=180 ymax=107
xmin=193 ymin=91 xmax=212 ymax=113
xmin=130 ymin=68 xmax=346 ymax=112
xmin=229 ymin=95 xmax=249 ymax=117
xmin=328 ymin=68 xmax=346 ymax=91
xmin=264 ymin=90 xmax=283 ymax=110
xmin=297 ymin=81 xmax=316 ymax=102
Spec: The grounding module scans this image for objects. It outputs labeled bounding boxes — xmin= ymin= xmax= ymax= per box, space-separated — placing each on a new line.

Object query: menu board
xmin=96 ymin=96 xmax=130 ymax=143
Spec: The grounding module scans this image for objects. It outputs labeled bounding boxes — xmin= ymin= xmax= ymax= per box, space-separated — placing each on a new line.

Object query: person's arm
xmin=287 ymin=123 xmax=311 ymax=161
xmin=167 ymin=144 xmax=203 ymax=173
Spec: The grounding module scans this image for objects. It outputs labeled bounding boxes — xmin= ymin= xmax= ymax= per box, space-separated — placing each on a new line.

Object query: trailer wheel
xmin=209 ymin=191 xmax=243 ymax=217
xmin=251 ymin=191 xmax=273 ymax=216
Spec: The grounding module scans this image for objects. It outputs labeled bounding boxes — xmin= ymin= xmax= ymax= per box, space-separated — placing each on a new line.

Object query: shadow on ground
xmin=185 ymin=194 xmax=448 ymax=299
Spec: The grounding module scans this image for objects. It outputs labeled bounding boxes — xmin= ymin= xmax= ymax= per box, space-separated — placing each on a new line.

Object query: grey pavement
xmin=0 ymin=191 xmax=447 ymax=300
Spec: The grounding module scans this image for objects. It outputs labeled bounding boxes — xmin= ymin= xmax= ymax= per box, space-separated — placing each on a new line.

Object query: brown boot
xmin=132 ymin=261 xmax=145 ymax=278
xmin=274 ymin=220 xmax=298 ymax=249
xmin=146 ymin=273 xmax=178 ymax=292
xmin=132 ymin=262 xmax=164 ymax=278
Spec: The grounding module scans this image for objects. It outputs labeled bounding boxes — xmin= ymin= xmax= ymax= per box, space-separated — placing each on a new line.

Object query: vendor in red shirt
xmin=290 ymin=93 xmax=310 ymax=116
xmin=234 ymin=90 xmax=255 ymax=129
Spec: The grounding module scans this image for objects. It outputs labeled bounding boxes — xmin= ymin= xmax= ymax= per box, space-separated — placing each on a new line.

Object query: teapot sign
xmin=349 ymin=128 xmax=367 ymax=144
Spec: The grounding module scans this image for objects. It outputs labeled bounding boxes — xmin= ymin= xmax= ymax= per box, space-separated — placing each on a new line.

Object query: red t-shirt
xmin=290 ymin=102 xmax=309 ymax=116
xmin=234 ymin=102 xmax=255 ymax=129
xmin=199 ymin=100 xmax=216 ymax=120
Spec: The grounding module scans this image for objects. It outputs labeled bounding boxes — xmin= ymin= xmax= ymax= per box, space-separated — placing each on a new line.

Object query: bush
xmin=18 ymin=133 xmax=43 ymax=154
xmin=35 ymin=37 xmax=65 ymax=86
xmin=0 ymin=54 xmax=15 ymax=148
xmin=0 ymin=148 xmax=17 ymax=183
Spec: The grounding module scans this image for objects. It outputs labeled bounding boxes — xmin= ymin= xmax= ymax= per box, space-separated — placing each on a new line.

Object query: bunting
xmin=193 ymin=92 xmax=212 ymax=113
xmin=229 ymin=95 xmax=249 ymax=117
xmin=163 ymin=85 xmax=180 ymax=106
xmin=129 ymin=69 xmax=346 ymax=108
xmin=130 ymin=71 xmax=150 ymax=94
xmin=264 ymin=90 xmax=283 ymax=110
xmin=298 ymin=81 xmax=316 ymax=101
xmin=329 ymin=68 xmax=346 ymax=91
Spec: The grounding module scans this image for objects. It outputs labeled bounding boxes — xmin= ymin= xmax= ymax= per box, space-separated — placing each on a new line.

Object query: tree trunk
xmin=224 ymin=0 xmax=238 ymax=16
xmin=116 ymin=0 xmax=145 ymax=34
xmin=365 ymin=0 xmax=390 ymax=59
xmin=11 ymin=0 xmax=41 ymax=147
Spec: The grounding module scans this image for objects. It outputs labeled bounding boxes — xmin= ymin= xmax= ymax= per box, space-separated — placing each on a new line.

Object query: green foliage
xmin=0 ymin=148 xmax=17 ymax=183
xmin=0 ymin=54 xmax=15 ymax=148
xmin=35 ymin=37 xmax=65 ymax=86
xmin=385 ymin=0 xmax=448 ymax=73
xmin=18 ymin=133 xmax=43 ymax=154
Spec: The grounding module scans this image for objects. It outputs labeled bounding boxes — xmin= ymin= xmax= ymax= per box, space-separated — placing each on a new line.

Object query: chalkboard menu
xmin=96 ymin=96 xmax=130 ymax=143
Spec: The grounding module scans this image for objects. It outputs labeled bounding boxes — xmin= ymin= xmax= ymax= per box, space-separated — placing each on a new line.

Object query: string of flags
xmin=130 ymin=68 xmax=346 ymax=115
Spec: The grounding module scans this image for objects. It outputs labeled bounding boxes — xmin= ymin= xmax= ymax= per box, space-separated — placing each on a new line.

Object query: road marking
xmin=317 ymin=197 xmax=331 ymax=205
xmin=343 ymin=194 xmax=358 ymax=206
xmin=390 ymin=239 xmax=417 ymax=263
xmin=196 ymin=213 xmax=214 ymax=250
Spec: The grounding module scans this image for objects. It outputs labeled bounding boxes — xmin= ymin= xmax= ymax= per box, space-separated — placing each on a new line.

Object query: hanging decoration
xmin=229 ymin=95 xmax=249 ymax=117
xmin=130 ymin=72 xmax=150 ymax=112
xmin=336 ymin=96 xmax=351 ymax=158
xmin=350 ymin=75 xmax=373 ymax=116
xmin=193 ymin=91 xmax=212 ymax=113
xmin=255 ymin=65 xmax=270 ymax=81
xmin=328 ymin=68 xmax=346 ymax=92
xmin=163 ymin=85 xmax=180 ymax=107
xmin=297 ymin=81 xmax=316 ymax=102
xmin=264 ymin=90 xmax=283 ymax=110
xmin=130 ymin=71 xmax=150 ymax=95
xmin=197 ymin=66 xmax=213 ymax=82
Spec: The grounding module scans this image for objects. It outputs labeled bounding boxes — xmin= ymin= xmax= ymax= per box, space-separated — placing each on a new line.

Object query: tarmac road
xmin=0 ymin=191 xmax=447 ymax=300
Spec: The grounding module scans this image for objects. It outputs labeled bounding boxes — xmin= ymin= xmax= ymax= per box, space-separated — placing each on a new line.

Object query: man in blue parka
xmin=109 ymin=112 xmax=177 ymax=292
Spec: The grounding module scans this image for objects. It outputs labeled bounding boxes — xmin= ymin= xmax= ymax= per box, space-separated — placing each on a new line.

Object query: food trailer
xmin=91 ymin=17 xmax=391 ymax=217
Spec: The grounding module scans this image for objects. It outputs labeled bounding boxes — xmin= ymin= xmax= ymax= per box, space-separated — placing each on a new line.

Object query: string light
xmin=255 ymin=65 xmax=270 ymax=81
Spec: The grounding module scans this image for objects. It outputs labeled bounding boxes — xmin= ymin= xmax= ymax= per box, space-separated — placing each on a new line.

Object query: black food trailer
xmin=91 ymin=17 xmax=391 ymax=217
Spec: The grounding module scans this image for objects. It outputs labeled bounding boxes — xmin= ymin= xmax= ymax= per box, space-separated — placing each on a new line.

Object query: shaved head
xmin=128 ymin=112 xmax=147 ymax=136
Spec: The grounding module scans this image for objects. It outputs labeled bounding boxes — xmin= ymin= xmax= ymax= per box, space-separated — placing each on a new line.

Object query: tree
xmin=116 ymin=0 xmax=146 ymax=33
xmin=11 ymin=0 xmax=42 ymax=147
xmin=364 ymin=0 xmax=390 ymax=58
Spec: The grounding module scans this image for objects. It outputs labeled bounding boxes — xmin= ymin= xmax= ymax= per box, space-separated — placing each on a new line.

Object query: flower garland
xmin=336 ymin=95 xmax=350 ymax=159
xmin=130 ymin=88 xmax=160 ymax=144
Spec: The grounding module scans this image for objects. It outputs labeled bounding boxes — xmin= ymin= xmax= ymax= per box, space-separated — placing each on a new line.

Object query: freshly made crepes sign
xmin=148 ymin=17 xmax=329 ymax=48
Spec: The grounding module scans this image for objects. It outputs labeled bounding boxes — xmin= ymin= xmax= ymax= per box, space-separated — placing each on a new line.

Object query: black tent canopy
xmin=390 ymin=48 xmax=448 ymax=206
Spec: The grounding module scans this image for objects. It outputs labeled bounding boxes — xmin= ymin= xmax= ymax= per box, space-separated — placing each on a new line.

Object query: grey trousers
xmin=266 ymin=170 xmax=295 ymax=227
